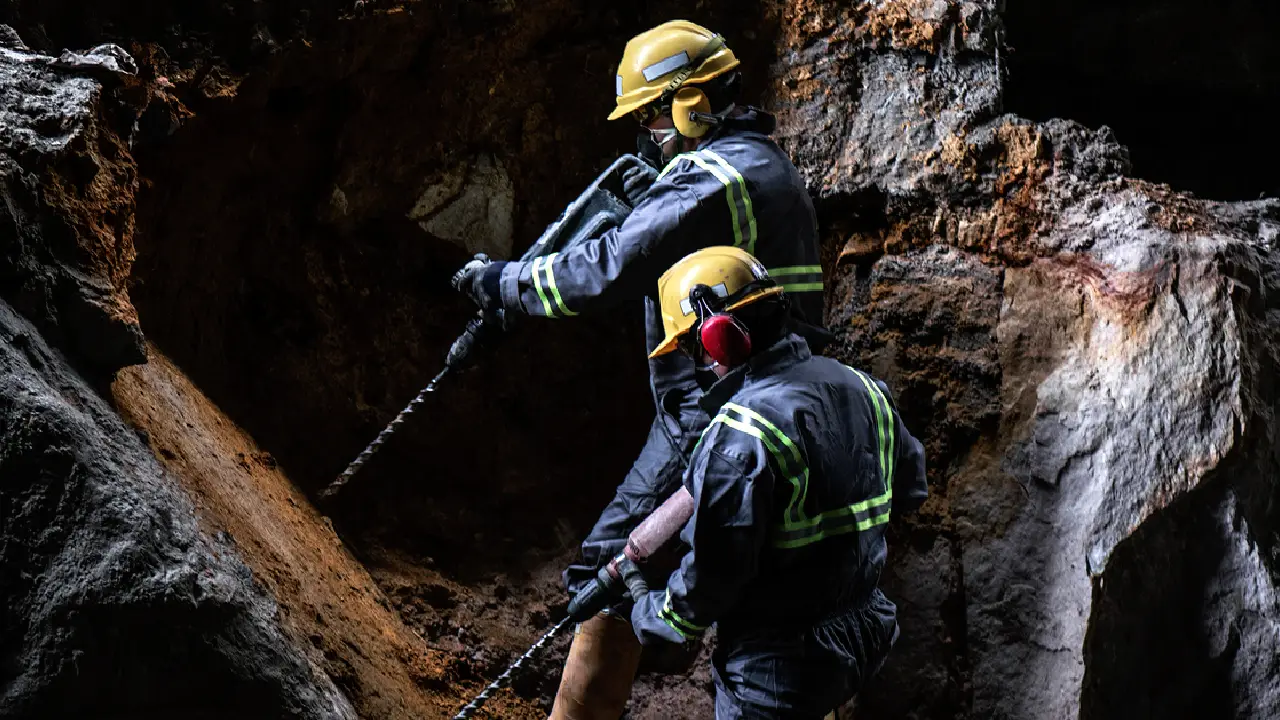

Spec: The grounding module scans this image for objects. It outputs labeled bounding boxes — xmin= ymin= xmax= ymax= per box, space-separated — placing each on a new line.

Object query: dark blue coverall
xmin=630 ymin=333 xmax=929 ymax=719
xmin=482 ymin=108 xmax=827 ymax=595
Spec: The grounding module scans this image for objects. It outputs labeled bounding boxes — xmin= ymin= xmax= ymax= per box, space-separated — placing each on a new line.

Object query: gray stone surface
xmin=0 ymin=26 xmax=145 ymax=375
xmin=0 ymin=296 xmax=357 ymax=719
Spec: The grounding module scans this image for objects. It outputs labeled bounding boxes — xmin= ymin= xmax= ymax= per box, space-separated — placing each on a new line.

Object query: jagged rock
xmin=0 ymin=27 xmax=145 ymax=375
xmin=0 ymin=297 xmax=356 ymax=718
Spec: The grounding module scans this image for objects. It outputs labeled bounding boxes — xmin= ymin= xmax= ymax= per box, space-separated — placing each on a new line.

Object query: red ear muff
xmin=699 ymin=313 xmax=752 ymax=367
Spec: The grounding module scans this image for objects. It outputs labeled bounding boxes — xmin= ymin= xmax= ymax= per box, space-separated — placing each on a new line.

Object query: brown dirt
xmin=112 ymin=345 xmax=475 ymax=719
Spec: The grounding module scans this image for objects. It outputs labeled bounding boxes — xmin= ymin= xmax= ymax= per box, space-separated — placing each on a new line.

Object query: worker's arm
xmin=488 ymin=178 xmax=709 ymax=318
xmin=630 ymin=426 xmax=773 ymax=646
xmin=877 ymin=379 xmax=928 ymax=515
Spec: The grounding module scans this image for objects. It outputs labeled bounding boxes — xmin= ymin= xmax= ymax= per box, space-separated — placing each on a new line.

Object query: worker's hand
xmin=638 ymin=634 xmax=701 ymax=675
xmin=622 ymin=162 xmax=659 ymax=206
xmin=450 ymin=253 xmax=503 ymax=312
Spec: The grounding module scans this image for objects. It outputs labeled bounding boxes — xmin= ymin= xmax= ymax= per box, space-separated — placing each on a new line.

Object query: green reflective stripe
xmin=682 ymin=153 xmax=746 ymax=249
xmin=660 ymin=590 xmax=706 ymax=638
xmin=769 ymin=265 xmax=823 ymax=277
xmin=714 ymin=412 xmax=806 ymax=526
xmin=769 ymin=370 xmax=899 ymax=549
xmin=657 ymin=152 xmax=692 ymax=180
xmin=655 ymin=151 xmax=757 ymax=254
xmin=723 ymin=402 xmax=810 ymax=525
xmin=531 ymin=256 xmax=555 ymax=317
xmin=773 ymin=505 xmax=891 ymax=549
xmin=861 ymin=370 xmax=896 ymax=484
xmin=848 ymin=369 xmax=890 ymax=481
xmin=542 ymin=252 xmax=578 ymax=317
xmin=699 ymin=149 xmax=758 ymax=256
xmin=769 ymin=266 xmax=824 ymax=294
xmin=780 ymin=282 xmax=825 ymax=293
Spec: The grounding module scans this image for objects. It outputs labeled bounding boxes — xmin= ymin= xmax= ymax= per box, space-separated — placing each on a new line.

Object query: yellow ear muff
xmin=672 ymin=86 xmax=713 ymax=139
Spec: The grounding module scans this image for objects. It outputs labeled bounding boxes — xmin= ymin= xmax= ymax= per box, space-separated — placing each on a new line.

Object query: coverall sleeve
xmin=631 ymin=428 xmax=773 ymax=646
xmin=495 ymin=180 xmax=706 ymax=318
xmin=876 ymin=379 xmax=928 ymax=515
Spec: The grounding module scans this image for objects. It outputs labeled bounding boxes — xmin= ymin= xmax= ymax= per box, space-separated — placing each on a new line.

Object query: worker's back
xmin=643 ymin=108 xmax=824 ymax=409
xmin=707 ymin=335 xmax=928 ymax=634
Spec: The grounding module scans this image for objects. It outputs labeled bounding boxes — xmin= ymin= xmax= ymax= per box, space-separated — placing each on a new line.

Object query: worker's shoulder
xmin=655 ymin=133 xmax=790 ymax=186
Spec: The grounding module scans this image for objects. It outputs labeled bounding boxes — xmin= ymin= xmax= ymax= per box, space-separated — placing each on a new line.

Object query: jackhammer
xmin=452 ymin=485 xmax=696 ymax=719
xmin=317 ymin=153 xmax=650 ymax=500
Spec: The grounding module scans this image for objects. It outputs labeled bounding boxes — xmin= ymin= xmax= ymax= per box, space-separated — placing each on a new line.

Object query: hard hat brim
xmin=647 ymin=286 xmax=784 ymax=359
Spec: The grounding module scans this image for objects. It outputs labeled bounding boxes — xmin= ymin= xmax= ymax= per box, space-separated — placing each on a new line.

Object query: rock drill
xmin=452 ymin=484 xmax=696 ymax=719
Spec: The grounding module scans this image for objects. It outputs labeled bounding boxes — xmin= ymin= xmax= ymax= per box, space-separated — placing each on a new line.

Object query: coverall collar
xmin=703 ymin=106 xmax=777 ymax=144
xmin=697 ymin=333 xmax=812 ymax=416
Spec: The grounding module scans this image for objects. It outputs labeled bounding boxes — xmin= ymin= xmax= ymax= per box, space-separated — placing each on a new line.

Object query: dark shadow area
xmin=1080 ymin=481 xmax=1236 ymax=720
xmin=1003 ymin=1 xmax=1280 ymax=201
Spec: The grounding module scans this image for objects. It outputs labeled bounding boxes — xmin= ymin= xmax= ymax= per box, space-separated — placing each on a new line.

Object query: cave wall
xmin=766 ymin=1 xmax=1280 ymax=718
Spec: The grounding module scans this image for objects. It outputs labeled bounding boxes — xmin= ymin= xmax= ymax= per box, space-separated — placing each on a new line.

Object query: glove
xmin=621 ymin=162 xmax=659 ymax=207
xmin=450 ymin=253 xmax=505 ymax=312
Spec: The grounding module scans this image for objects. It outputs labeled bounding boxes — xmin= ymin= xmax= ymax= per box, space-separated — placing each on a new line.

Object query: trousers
xmin=712 ymin=589 xmax=900 ymax=719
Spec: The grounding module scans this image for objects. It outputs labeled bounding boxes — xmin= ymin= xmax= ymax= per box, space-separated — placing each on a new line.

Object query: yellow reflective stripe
xmin=768 ymin=370 xmax=899 ymax=549
xmin=542 ymin=252 xmax=578 ymax=317
xmin=773 ymin=506 xmax=891 ymax=549
xmin=769 ymin=265 xmax=823 ymax=276
xmin=780 ymin=282 xmax=824 ymax=293
xmin=722 ymin=402 xmax=810 ymax=525
xmin=531 ymin=256 xmax=555 ymax=317
xmin=848 ymin=369 xmax=890 ymax=481
xmin=683 ymin=153 xmax=745 ymax=248
xmin=660 ymin=589 xmax=706 ymax=637
xmin=699 ymin=149 xmax=758 ymax=256
xmin=715 ymin=413 xmax=806 ymax=525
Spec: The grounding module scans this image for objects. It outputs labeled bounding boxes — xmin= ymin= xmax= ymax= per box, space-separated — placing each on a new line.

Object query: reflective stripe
xmin=642 ymin=51 xmax=691 ymax=82
xmin=703 ymin=372 xmax=899 ymax=549
xmin=723 ymin=402 xmax=809 ymax=525
xmin=531 ymin=253 xmax=577 ymax=318
xmin=699 ymin=150 xmax=758 ymax=256
xmin=769 ymin=265 xmax=824 ymax=294
xmin=543 ymin=252 xmax=578 ymax=317
xmin=654 ymin=150 xmax=757 ymax=254
xmin=771 ymin=367 xmax=899 ymax=548
xmin=660 ymin=589 xmax=706 ymax=639
xmin=616 ymin=74 xmax=624 ymax=96
xmin=530 ymin=256 xmax=555 ymax=317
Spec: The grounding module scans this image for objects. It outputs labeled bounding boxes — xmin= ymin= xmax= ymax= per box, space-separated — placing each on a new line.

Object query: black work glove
xmin=450 ymin=253 xmax=506 ymax=312
xmin=638 ymin=633 xmax=702 ymax=676
xmin=622 ymin=162 xmax=659 ymax=207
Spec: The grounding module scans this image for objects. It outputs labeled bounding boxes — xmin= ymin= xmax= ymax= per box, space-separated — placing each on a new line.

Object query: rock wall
xmin=768 ymin=1 xmax=1280 ymax=717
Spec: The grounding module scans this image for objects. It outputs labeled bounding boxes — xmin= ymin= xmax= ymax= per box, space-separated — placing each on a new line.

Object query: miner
xmin=450 ymin=20 xmax=829 ymax=716
xmin=631 ymin=245 xmax=929 ymax=718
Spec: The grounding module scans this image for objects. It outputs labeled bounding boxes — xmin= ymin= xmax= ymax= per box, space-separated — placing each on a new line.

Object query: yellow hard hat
xmin=609 ymin=20 xmax=740 ymax=122
xmin=650 ymin=245 xmax=783 ymax=359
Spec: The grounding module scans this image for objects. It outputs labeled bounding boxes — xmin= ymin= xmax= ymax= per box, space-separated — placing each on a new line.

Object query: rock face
xmin=0 ymin=293 xmax=357 ymax=718
xmin=0 ymin=33 xmax=362 ymax=719
xmin=769 ymin=1 xmax=1280 ymax=717
xmin=0 ymin=29 xmax=145 ymax=375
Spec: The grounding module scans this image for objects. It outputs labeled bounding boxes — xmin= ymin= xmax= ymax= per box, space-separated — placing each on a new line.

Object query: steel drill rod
xmin=453 ymin=616 xmax=572 ymax=719
xmin=317 ymin=367 xmax=449 ymax=500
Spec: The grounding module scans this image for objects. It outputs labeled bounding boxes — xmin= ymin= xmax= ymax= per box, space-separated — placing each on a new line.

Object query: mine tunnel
xmin=2 ymin=1 xmax=1280 ymax=719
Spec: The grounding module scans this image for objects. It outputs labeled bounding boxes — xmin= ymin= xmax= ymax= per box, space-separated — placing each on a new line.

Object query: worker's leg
xmin=553 ymin=406 xmax=705 ymax=718
xmin=810 ymin=589 xmax=901 ymax=714
xmin=549 ymin=611 xmax=644 ymax=720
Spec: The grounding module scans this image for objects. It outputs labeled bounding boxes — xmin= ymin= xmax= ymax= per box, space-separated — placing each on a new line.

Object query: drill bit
xmin=453 ymin=616 xmax=572 ymax=719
